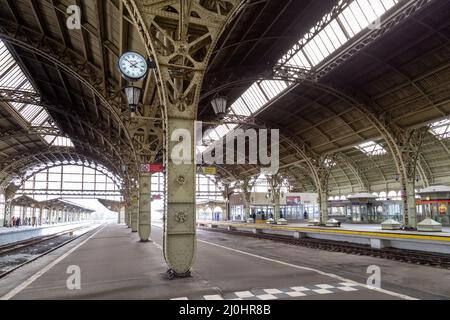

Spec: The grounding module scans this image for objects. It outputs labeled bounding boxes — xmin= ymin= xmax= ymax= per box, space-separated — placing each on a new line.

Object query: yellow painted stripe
xmin=198 ymin=221 xmax=450 ymax=242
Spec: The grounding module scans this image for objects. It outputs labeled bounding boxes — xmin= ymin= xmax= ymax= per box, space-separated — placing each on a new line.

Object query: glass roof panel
xmin=52 ymin=137 xmax=75 ymax=147
xmin=31 ymin=109 xmax=51 ymax=126
xmin=356 ymin=141 xmax=387 ymax=156
xmin=241 ymin=83 xmax=268 ymax=113
xmin=0 ymin=40 xmax=73 ymax=148
xmin=430 ymin=119 xmax=450 ymax=140
xmin=350 ymin=1 xmax=370 ymax=29
xmin=341 ymin=6 xmax=363 ymax=35
xmin=204 ymin=0 xmax=402 ymax=154
xmin=260 ymin=80 xmax=288 ymax=100
xmin=231 ymin=97 xmax=252 ymax=116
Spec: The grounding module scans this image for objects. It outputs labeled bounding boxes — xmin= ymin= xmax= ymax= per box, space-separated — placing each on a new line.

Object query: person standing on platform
xmin=304 ymin=210 xmax=309 ymax=221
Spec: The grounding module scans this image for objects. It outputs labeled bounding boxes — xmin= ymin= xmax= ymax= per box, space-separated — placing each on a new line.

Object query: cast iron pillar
xmin=131 ymin=190 xmax=139 ymax=232
xmin=316 ymin=157 xmax=335 ymax=225
xmin=267 ymin=174 xmax=283 ymax=222
xmin=123 ymin=0 xmax=245 ymax=276
xmin=397 ymin=128 xmax=428 ymax=228
xmin=242 ymin=178 xmax=255 ymax=221
xmin=138 ymin=173 xmax=152 ymax=241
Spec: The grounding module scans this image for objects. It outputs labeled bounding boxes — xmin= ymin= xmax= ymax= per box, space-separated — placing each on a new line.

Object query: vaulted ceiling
xmin=0 ymin=0 xmax=449 ymax=197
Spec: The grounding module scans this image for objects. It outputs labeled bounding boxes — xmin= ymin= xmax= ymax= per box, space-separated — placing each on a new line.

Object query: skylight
xmin=44 ymin=136 xmax=75 ymax=147
xmin=430 ymin=119 xmax=450 ymax=140
xmin=356 ymin=141 xmax=387 ymax=156
xmin=283 ymin=0 xmax=399 ymax=69
xmin=0 ymin=40 xmax=73 ymax=148
xmin=203 ymin=0 xmax=402 ymax=150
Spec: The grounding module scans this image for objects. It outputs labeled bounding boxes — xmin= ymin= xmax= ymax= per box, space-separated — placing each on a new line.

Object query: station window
xmin=17 ymin=164 xmax=123 ymax=202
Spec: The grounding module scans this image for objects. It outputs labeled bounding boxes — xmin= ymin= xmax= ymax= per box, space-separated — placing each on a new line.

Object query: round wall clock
xmin=118 ymin=51 xmax=149 ymax=81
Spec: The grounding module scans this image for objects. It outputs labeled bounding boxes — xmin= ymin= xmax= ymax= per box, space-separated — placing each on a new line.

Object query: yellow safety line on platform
xmin=198 ymin=221 xmax=450 ymax=242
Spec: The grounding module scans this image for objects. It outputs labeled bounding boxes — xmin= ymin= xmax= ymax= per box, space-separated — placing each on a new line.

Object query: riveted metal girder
xmin=123 ymin=0 xmax=246 ymax=275
xmin=335 ymin=153 xmax=370 ymax=192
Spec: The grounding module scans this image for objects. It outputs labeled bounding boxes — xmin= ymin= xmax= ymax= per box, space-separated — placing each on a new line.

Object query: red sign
xmin=416 ymin=200 xmax=450 ymax=205
xmin=286 ymin=196 xmax=301 ymax=205
xmin=150 ymin=164 xmax=164 ymax=173
xmin=140 ymin=164 xmax=164 ymax=173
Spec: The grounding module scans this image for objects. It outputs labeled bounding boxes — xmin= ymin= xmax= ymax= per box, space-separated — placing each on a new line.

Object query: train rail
xmin=199 ymin=227 xmax=450 ymax=269
xmin=0 ymin=224 xmax=102 ymax=279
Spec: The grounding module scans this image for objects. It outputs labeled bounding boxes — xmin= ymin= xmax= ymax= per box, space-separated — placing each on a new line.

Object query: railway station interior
xmin=0 ymin=0 xmax=450 ymax=304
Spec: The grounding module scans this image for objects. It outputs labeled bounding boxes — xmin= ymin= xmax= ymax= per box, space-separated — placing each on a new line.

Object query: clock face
xmin=118 ymin=52 xmax=149 ymax=81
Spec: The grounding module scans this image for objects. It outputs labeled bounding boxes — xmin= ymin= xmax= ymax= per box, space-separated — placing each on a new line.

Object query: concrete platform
xmin=198 ymin=221 xmax=450 ymax=254
xmin=0 ymin=222 xmax=95 ymax=246
xmin=3 ymin=223 xmax=444 ymax=300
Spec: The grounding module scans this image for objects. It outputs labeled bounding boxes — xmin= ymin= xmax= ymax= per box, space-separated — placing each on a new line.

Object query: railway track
xmin=0 ymin=224 xmax=102 ymax=279
xmin=199 ymin=227 xmax=450 ymax=269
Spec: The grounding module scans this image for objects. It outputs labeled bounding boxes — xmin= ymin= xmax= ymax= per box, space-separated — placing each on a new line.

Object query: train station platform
xmin=2 ymin=223 xmax=437 ymax=300
xmin=0 ymin=222 xmax=95 ymax=246
xmin=198 ymin=221 xmax=450 ymax=254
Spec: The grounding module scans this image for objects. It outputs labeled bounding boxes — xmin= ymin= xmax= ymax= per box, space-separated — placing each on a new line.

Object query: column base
xmin=167 ymin=269 xmax=191 ymax=280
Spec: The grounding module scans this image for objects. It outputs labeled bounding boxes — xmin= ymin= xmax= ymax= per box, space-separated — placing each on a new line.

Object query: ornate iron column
xmin=127 ymin=203 xmax=132 ymax=227
xmin=397 ymin=128 xmax=428 ymax=228
xmin=39 ymin=206 xmax=43 ymax=226
xmin=131 ymin=190 xmax=139 ymax=232
xmin=242 ymin=178 xmax=254 ymax=221
xmin=316 ymin=156 xmax=335 ymax=225
xmin=138 ymin=172 xmax=152 ymax=241
xmin=267 ymin=174 xmax=283 ymax=222
xmin=125 ymin=205 xmax=130 ymax=228
xmin=123 ymin=0 xmax=245 ymax=277
xmin=222 ymin=184 xmax=232 ymax=221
